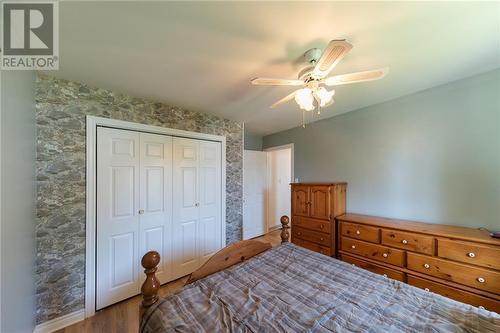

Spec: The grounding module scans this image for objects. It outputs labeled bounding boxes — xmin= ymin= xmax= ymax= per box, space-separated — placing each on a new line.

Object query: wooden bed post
xmin=280 ymin=215 xmax=290 ymax=243
xmin=140 ymin=251 xmax=161 ymax=319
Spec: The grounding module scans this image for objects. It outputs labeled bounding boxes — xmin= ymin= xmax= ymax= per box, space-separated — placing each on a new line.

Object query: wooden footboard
xmin=140 ymin=215 xmax=291 ymax=320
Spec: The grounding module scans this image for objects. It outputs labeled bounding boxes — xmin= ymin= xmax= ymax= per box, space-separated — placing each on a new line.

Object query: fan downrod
xmin=298 ymin=48 xmax=322 ymax=81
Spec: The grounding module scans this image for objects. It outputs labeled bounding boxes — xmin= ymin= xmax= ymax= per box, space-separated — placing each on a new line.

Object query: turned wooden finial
xmin=140 ymin=251 xmax=161 ymax=318
xmin=280 ymin=215 xmax=290 ymax=243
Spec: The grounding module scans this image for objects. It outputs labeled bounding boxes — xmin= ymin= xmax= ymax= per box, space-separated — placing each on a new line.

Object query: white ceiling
xmin=49 ymin=1 xmax=500 ymax=135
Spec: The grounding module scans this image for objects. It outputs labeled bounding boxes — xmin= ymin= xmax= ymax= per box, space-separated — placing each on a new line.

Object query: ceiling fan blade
xmin=270 ymin=90 xmax=298 ymax=108
xmin=324 ymin=68 xmax=388 ymax=86
xmin=251 ymin=77 xmax=304 ymax=86
xmin=312 ymin=40 xmax=353 ymax=78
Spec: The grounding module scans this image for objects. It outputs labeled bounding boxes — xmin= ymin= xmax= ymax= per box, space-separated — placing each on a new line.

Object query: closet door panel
xmin=198 ymin=141 xmax=222 ymax=263
xmin=172 ymin=138 xmax=200 ymax=278
xmin=139 ymin=133 xmax=172 ymax=284
xmin=97 ymin=127 xmax=140 ymax=310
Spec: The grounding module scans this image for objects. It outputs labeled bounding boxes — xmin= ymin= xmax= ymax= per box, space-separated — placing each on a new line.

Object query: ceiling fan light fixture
xmin=315 ymin=87 xmax=335 ymax=107
xmin=251 ymin=40 xmax=388 ymax=115
xmin=295 ymin=88 xmax=315 ymax=111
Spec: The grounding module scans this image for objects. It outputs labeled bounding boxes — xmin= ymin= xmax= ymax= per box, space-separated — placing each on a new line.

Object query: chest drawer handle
xmin=479 ymin=306 xmax=485 ymax=310
xmin=351 ymin=245 xmax=356 ymax=249
xmin=382 ymin=253 xmax=388 ymax=258
xmin=467 ymin=252 xmax=476 ymax=258
xmin=320 ymin=224 xmax=324 ymax=229
xmin=401 ymin=239 xmax=408 ymax=245
xmin=320 ymin=237 xmax=325 ymax=241
xmin=423 ymin=263 xmax=430 ymax=269
xmin=424 ymin=288 xmax=430 ymax=292
xmin=477 ymin=277 xmax=485 ymax=283
xmin=356 ymin=230 xmax=361 ymax=235
xmin=383 ymin=274 xmax=388 ymax=278
xmin=297 ymin=232 xmax=302 ymax=236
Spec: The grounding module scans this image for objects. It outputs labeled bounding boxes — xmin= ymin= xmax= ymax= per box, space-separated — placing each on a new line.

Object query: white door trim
xmin=85 ymin=115 xmax=227 ymax=318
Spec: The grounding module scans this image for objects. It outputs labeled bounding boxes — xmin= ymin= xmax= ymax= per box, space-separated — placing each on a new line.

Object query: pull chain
xmin=302 ymin=110 xmax=306 ymax=128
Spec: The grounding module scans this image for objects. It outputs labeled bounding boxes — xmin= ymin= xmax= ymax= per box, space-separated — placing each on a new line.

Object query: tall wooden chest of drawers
xmin=337 ymin=214 xmax=500 ymax=313
xmin=290 ymin=182 xmax=346 ymax=256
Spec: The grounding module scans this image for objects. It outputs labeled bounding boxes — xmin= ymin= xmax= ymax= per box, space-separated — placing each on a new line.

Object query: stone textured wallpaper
xmin=35 ymin=74 xmax=243 ymax=323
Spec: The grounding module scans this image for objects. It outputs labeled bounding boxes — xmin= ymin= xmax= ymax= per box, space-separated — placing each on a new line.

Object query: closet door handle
xmin=195 ymin=203 xmax=200 ymax=207
xmin=138 ymin=209 xmax=145 ymax=215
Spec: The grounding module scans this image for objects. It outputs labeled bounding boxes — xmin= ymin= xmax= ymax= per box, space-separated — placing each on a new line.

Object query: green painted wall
xmin=1 ymin=71 xmax=36 ymax=333
xmin=244 ymin=129 xmax=263 ymax=151
xmin=263 ymin=69 xmax=500 ymax=230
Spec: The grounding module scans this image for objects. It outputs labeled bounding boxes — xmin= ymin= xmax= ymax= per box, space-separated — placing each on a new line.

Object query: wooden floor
xmin=56 ymin=230 xmax=282 ymax=333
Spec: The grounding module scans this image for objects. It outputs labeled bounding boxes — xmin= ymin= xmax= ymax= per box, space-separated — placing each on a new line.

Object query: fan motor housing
xmin=297 ymin=66 xmax=315 ymax=81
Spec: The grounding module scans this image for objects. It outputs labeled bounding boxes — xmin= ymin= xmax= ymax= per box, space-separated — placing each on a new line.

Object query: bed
xmin=139 ymin=217 xmax=500 ymax=332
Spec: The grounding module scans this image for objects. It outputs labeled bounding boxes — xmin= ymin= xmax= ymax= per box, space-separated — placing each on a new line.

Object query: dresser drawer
xmin=340 ymin=254 xmax=405 ymax=281
xmin=292 ymin=226 xmax=331 ymax=247
xmin=408 ymin=275 xmax=500 ymax=313
xmin=381 ymin=229 xmax=434 ymax=255
xmin=407 ymin=253 xmax=500 ymax=294
xmin=437 ymin=239 xmax=500 ymax=270
xmin=341 ymin=237 xmax=405 ymax=267
xmin=341 ymin=222 xmax=380 ymax=243
xmin=293 ymin=216 xmax=331 ymax=234
xmin=294 ymin=238 xmax=333 ymax=256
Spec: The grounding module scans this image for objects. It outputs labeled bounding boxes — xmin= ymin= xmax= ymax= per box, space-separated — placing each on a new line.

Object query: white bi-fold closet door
xmin=96 ymin=127 xmax=222 ymax=310
xmin=172 ymin=138 xmax=222 ymax=279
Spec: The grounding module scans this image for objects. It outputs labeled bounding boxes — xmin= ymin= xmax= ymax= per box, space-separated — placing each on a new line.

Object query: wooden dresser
xmin=337 ymin=214 xmax=500 ymax=313
xmin=290 ymin=182 xmax=346 ymax=256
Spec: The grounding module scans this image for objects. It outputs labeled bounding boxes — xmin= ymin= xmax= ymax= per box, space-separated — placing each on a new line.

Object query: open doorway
xmin=265 ymin=144 xmax=293 ymax=231
xmin=242 ymin=144 xmax=293 ymax=239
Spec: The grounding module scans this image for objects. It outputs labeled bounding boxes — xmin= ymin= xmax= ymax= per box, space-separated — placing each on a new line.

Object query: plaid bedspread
xmin=141 ymin=243 xmax=500 ymax=333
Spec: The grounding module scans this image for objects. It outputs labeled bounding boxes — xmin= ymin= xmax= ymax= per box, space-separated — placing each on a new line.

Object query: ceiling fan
xmin=251 ymin=40 xmax=388 ymax=113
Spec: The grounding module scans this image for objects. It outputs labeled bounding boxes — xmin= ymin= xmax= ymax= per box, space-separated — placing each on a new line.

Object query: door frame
xmin=85 ymin=115 xmax=227 ymax=317
xmin=263 ymin=144 xmax=294 ymax=231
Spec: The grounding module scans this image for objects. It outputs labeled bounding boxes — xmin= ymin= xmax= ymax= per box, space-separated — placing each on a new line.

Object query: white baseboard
xmin=268 ymin=225 xmax=282 ymax=232
xmin=33 ymin=309 xmax=85 ymax=333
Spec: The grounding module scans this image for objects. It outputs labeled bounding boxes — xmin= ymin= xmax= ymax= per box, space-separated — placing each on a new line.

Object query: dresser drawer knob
xmin=477 ymin=277 xmax=485 ymax=283
xmin=424 ymin=288 xmax=430 ymax=292
xmin=423 ymin=263 xmax=430 ymax=269
xmin=479 ymin=306 xmax=485 ymax=310
xmin=383 ymin=274 xmax=388 ymax=278
xmin=297 ymin=232 xmax=302 ymax=236
xmin=320 ymin=237 xmax=325 ymax=241
xmin=401 ymin=239 xmax=408 ymax=245
xmin=356 ymin=230 xmax=361 ymax=235
xmin=351 ymin=263 xmax=356 ymax=266
xmin=467 ymin=252 xmax=476 ymax=258
xmin=320 ymin=224 xmax=324 ymax=229
xmin=382 ymin=253 xmax=388 ymax=258
xmin=351 ymin=245 xmax=356 ymax=249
